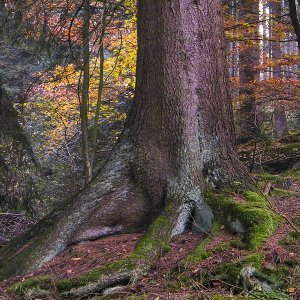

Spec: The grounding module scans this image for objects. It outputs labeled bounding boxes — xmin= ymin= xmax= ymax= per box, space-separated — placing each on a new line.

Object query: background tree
xmin=236 ymin=0 xmax=261 ymax=144
xmin=288 ymin=0 xmax=300 ymax=51
xmin=271 ymin=0 xmax=288 ymax=139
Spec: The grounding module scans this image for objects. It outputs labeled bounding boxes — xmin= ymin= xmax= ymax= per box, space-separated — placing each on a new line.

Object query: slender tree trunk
xmin=0 ymin=0 xmax=5 ymax=38
xmin=80 ymin=0 xmax=92 ymax=184
xmin=288 ymin=0 xmax=300 ymax=52
xmin=12 ymin=0 xmax=23 ymax=40
xmin=271 ymin=0 xmax=288 ymax=139
xmin=90 ymin=4 xmax=107 ymax=169
xmin=295 ymin=111 xmax=300 ymax=128
xmin=236 ymin=0 xmax=260 ymax=144
xmin=0 ymin=0 xmax=248 ymax=280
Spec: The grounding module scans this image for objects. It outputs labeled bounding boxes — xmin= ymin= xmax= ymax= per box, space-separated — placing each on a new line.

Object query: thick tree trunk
xmin=0 ymin=0 xmax=247 ymax=280
xmin=236 ymin=0 xmax=260 ymax=144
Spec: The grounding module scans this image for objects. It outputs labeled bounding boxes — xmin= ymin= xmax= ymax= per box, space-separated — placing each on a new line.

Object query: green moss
xmin=293 ymin=217 xmax=300 ymax=227
xmin=213 ymin=291 xmax=289 ymax=300
xmin=272 ymin=187 xmax=300 ymax=198
xmin=287 ymin=130 xmax=300 ymax=136
xmin=132 ymin=210 xmax=172 ymax=261
xmin=256 ymin=174 xmax=280 ymax=183
xmin=286 ymin=170 xmax=300 ymax=182
xmin=8 ymin=204 xmax=177 ymax=296
xmin=167 ymin=274 xmax=191 ymax=292
xmin=279 ymin=230 xmax=300 ymax=251
xmin=124 ymin=295 xmax=147 ymax=300
xmin=185 ymin=223 xmax=225 ymax=265
xmin=7 ymin=256 xmax=138 ymax=296
xmin=8 ymin=257 xmax=138 ymax=296
xmin=251 ymin=290 xmax=289 ymax=300
xmin=211 ymin=253 xmax=264 ymax=286
xmin=266 ymin=142 xmax=300 ymax=156
xmin=214 ymin=241 xmax=232 ymax=253
xmin=185 ymin=237 xmax=211 ymax=265
xmin=230 ymin=237 xmax=248 ymax=249
xmin=262 ymin=263 xmax=297 ymax=290
xmin=243 ymin=191 xmax=265 ymax=203
xmin=8 ymin=275 xmax=53 ymax=295
xmin=205 ymin=191 xmax=278 ymax=249
xmin=212 ymin=296 xmax=252 ymax=300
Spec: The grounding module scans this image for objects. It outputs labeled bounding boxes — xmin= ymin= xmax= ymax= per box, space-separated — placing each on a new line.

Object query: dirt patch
xmin=263 ymin=224 xmax=298 ymax=264
xmin=154 ymin=232 xmax=205 ymax=273
xmin=272 ymin=197 xmax=300 ymax=219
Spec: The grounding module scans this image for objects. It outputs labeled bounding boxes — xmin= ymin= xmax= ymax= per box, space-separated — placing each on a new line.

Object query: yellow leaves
xmin=70 ymin=257 xmax=82 ymax=261
xmin=287 ymin=287 xmax=296 ymax=293
xmin=24 ymin=7 xmax=137 ymax=156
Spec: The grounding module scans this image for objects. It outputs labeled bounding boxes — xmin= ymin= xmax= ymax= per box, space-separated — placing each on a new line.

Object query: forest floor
xmin=0 ymin=195 xmax=299 ymax=300
xmin=0 ymin=135 xmax=300 ymax=300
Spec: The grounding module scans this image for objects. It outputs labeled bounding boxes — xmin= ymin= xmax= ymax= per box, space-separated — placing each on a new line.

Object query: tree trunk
xmin=0 ymin=0 xmax=5 ymax=38
xmin=288 ymin=0 xmax=300 ymax=52
xmin=80 ymin=0 xmax=93 ymax=184
xmin=271 ymin=0 xmax=288 ymax=139
xmin=12 ymin=0 xmax=23 ymax=40
xmin=0 ymin=0 xmax=247 ymax=280
xmin=236 ymin=0 xmax=260 ymax=144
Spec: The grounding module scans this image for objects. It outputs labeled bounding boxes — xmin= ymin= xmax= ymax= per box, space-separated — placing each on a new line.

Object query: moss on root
xmin=132 ymin=208 xmax=172 ymax=261
xmin=184 ymin=237 xmax=211 ymax=265
xmin=211 ymin=253 xmax=265 ymax=286
xmin=8 ymin=203 xmax=176 ymax=297
xmin=7 ymin=275 xmax=54 ymax=295
xmin=7 ymin=190 xmax=278 ymax=298
xmin=8 ymin=257 xmax=134 ymax=296
xmin=204 ymin=191 xmax=278 ymax=250
xmin=184 ymin=223 xmax=232 ymax=265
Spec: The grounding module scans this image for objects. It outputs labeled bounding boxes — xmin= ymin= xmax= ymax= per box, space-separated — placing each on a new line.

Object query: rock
xmin=230 ymin=218 xmax=246 ymax=234
xmin=240 ymin=266 xmax=273 ymax=294
xmin=192 ymin=202 xmax=214 ymax=234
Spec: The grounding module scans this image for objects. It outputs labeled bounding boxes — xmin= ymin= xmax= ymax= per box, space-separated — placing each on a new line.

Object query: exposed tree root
xmin=5 ymin=188 xmax=282 ymax=299
xmin=61 ymin=271 xmax=132 ymax=299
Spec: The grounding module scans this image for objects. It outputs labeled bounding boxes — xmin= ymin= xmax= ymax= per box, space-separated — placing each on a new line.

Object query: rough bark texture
xmin=0 ymin=0 xmax=247 ymax=280
xmin=236 ymin=0 xmax=260 ymax=144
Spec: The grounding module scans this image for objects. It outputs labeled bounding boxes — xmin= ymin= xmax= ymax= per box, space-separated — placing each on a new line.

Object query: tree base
xmin=4 ymin=189 xmax=280 ymax=299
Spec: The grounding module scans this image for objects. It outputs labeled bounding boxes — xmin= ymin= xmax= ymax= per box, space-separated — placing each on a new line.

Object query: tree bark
xmin=288 ymin=0 xmax=300 ymax=52
xmin=0 ymin=0 xmax=5 ymax=38
xmin=272 ymin=0 xmax=288 ymax=139
xmin=236 ymin=0 xmax=260 ymax=144
xmin=80 ymin=0 xmax=93 ymax=184
xmin=0 ymin=0 xmax=248 ymax=280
